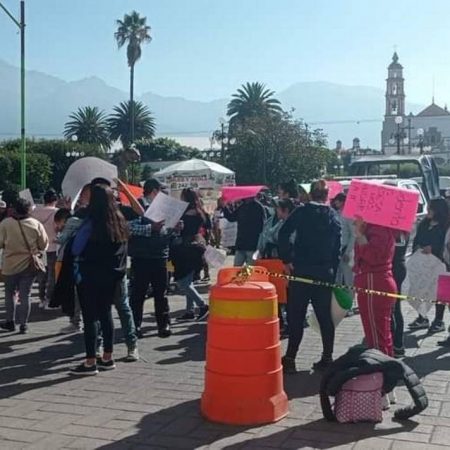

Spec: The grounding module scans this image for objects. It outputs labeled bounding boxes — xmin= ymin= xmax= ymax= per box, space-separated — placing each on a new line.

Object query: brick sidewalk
xmin=1 ymin=280 xmax=450 ymax=449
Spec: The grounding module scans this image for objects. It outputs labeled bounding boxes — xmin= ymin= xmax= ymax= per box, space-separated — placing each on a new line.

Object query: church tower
xmin=385 ymin=52 xmax=405 ymax=117
xmin=381 ymin=52 xmax=406 ymax=154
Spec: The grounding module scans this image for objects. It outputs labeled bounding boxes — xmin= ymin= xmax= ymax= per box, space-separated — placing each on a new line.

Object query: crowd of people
xmin=1 ymin=175 xmax=449 ymax=384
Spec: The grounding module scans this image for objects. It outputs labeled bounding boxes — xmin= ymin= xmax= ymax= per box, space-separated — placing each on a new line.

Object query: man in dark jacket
xmin=223 ymin=197 xmax=266 ymax=266
xmin=278 ymin=180 xmax=341 ymax=373
xmin=129 ymin=178 xmax=171 ymax=339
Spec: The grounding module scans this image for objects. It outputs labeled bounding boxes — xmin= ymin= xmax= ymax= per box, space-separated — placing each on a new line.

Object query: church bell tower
xmin=385 ymin=52 xmax=405 ymax=117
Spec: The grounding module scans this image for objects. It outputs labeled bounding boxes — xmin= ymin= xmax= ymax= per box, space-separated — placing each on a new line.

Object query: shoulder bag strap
xmin=17 ymin=220 xmax=33 ymax=256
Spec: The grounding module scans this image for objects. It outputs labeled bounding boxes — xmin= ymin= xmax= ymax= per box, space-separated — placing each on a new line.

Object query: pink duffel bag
xmin=335 ymin=372 xmax=384 ymax=423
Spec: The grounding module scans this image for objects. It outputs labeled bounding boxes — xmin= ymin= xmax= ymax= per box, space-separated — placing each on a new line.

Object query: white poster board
xmin=204 ymin=245 xmax=227 ymax=268
xmin=19 ymin=189 xmax=35 ymax=209
xmin=62 ymin=157 xmax=118 ymax=202
xmin=220 ymin=219 xmax=237 ymax=248
xmin=144 ymin=192 xmax=188 ymax=229
xmin=402 ymin=251 xmax=446 ymax=317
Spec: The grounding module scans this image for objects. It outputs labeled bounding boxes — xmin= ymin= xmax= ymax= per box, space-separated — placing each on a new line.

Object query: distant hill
xmin=0 ymin=59 xmax=424 ymax=148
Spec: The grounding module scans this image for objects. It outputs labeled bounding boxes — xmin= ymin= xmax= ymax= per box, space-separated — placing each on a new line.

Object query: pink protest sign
xmin=437 ymin=274 xmax=450 ymax=304
xmin=327 ymin=181 xmax=343 ymax=203
xmin=221 ymin=186 xmax=265 ymax=203
xmin=342 ymin=179 xmax=419 ymax=232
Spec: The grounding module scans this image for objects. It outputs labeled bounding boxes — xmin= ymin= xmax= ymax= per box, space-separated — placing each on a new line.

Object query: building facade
xmin=381 ymin=53 xmax=450 ymax=163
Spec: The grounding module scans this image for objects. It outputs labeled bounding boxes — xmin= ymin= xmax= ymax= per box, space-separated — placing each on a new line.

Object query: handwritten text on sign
xmin=342 ymin=180 xmax=419 ymax=232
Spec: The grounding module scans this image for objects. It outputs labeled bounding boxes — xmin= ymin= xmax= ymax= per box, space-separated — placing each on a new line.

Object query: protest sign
xmin=327 ymin=180 xmax=343 ymax=203
xmin=19 ymin=189 xmax=35 ymax=209
xmin=402 ymin=251 xmax=446 ymax=316
xmin=220 ymin=219 xmax=237 ymax=248
xmin=144 ymin=192 xmax=188 ymax=229
xmin=62 ymin=157 xmax=118 ymax=202
xmin=221 ymin=186 xmax=265 ymax=203
xmin=437 ymin=274 xmax=450 ymax=304
xmin=343 ymin=179 xmax=419 ymax=231
xmin=119 ymin=183 xmax=143 ymax=206
xmin=204 ymin=245 xmax=227 ymax=268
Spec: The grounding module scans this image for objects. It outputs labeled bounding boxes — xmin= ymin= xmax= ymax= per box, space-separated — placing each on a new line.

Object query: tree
xmin=226 ymin=112 xmax=331 ymax=186
xmin=108 ymin=101 xmax=156 ymax=147
xmin=227 ymin=82 xmax=282 ymax=126
xmin=64 ymin=106 xmax=111 ymax=147
xmin=137 ymin=137 xmax=202 ymax=162
xmin=115 ymin=11 xmax=152 ymax=144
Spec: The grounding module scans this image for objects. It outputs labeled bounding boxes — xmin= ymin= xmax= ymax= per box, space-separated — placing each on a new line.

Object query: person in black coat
xmin=222 ymin=197 xmax=266 ymax=266
xmin=278 ymin=180 xmax=341 ymax=373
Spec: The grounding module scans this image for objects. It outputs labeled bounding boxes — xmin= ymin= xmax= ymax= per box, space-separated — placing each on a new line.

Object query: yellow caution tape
xmin=234 ymin=265 xmax=445 ymax=306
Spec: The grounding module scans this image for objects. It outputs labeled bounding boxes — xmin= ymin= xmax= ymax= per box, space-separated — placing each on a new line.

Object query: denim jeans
xmin=113 ymin=276 xmax=137 ymax=349
xmin=38 ymin=251 xmax=57 ymax=303
xmin=177 ymin=272 xmax=205 ymax=313
xmin=4 ymin=268 xmax=35 ymax=326
xmin=234 ymin=250 xmax=255 ymax=267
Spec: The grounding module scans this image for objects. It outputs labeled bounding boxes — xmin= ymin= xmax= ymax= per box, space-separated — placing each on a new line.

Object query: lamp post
xmin=417 ymin=128 xmax=424 ymax=155
xmin=0 ymin=1 xmax=26 ymax=189
xmin=219 ymin=117 xmax=226 ymax=163
xmin=395 ymin=116 xmax=403 ymax=155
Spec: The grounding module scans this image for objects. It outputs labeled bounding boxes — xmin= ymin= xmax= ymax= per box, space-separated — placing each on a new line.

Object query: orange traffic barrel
xmin=201 ymin=267 xmax=289 ymax=425
xmin=255 ymin=259 xmax=288 ymax=304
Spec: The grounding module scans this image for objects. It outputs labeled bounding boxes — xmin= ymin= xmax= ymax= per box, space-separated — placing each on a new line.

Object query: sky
xmin=1 ymin=0 xmax=450 ymax=104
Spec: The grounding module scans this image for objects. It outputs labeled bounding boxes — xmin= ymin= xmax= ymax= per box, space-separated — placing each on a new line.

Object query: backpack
xmin=334 ymin=372 xmax=383 ymax=423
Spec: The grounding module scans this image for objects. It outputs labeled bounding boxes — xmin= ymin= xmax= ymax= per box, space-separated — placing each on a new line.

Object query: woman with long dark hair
xmin=408 ymin=198 xmax=449 ymax=333
xmin=171 ymin=188 xmax=209 ymax=321
xmin=70 ymin=184 xmax=128 ymax=375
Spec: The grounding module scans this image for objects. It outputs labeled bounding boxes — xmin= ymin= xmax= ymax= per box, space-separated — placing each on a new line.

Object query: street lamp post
xmin=0 ymin=0 xmax=26 ymax=189
xmin=395 ymin=116 xmax=403 ymax=155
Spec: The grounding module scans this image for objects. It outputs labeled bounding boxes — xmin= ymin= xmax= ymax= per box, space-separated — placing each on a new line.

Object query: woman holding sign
xmin=354 ymin=219 xmax=397 ymax=357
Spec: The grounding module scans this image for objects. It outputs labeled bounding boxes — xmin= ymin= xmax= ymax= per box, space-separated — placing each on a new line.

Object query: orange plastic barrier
xmin=201 ymin=267 xmax=289 ymax=425
xmin=255 ymin=259 xmax=288 ymax=304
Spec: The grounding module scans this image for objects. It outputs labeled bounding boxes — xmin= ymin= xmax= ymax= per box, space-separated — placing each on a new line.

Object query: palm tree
xmin=115 ymin=11 xmax=152 ymax=145
xmin=227 ymin=82 xmax=282 ymax=124
xmin=108 ymin=100 xmax=155 ymax=146
xmin=64 ymin=106 xmax=110 ymax=147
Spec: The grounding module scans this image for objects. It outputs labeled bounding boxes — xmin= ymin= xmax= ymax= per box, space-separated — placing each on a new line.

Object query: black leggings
xmin=391 ymin=265 xmax=406 ymax=349
xmin=286 ymin=281 xmax=334 ymax=360
xmin=78 ymin=282 xmax=116 ymax=359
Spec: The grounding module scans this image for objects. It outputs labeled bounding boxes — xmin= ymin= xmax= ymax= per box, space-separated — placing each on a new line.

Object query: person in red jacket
xmin=353 ymin=219 xmax=397 ymax=357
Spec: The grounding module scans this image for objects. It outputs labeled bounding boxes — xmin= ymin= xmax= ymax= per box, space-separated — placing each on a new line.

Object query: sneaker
xmin=158 ymin=325 xmax=172 ymax=338
xmin=393 ymin=347 xmax=406 ymax=358
xmin=19 ymin=325 xmax=28 ymax=334
xmin=39 ymin=300 xmax=50 ymax=310
xmin=70 ymin=363 xmax=98 ymax=376
xmin=0 ymin=321 xmax=16 ymax=332
xmin=97 ymin=358 xmax=116 ymax=371
xmin=177 ymin=312 xmax=196 ymax=322
xmin=429 ymin=321 xmax=445 ymax=334
xmin=59 ymin=323 xmax=81 ymax=334
xmin=197 ymin=306 xmax=209 ymax=321
xmin=437 ymin=337 xmax=450 ymax=347
xmin=126 ymin=346 xmax=139 ymax=362
xmin=312 ymin=358 xmax=333 ymax=372
xmin=282 ymin=356 xmax=297 ymax=374
xmin=408 ymin=317 xmax=430 ymax=330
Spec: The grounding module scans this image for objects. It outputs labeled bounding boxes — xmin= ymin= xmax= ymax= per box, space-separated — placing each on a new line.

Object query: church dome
xmin=388 ymin=52 xmax=403 ymax=69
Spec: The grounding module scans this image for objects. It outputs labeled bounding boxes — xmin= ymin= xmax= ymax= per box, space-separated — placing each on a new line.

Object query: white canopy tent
xmin=154 ymin=159 xmax=235 ymax=212
xmin=154 ymin=159 xmax=235 ymax=191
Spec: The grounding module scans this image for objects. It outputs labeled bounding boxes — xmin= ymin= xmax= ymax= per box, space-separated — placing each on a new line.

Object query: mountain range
xmin=0 ymin=59 xmax=424 ymax=149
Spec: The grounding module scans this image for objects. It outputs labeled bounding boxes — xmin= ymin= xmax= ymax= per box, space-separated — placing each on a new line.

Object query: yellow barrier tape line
xmin=234 ymin=265 xmax=445 ymax=306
